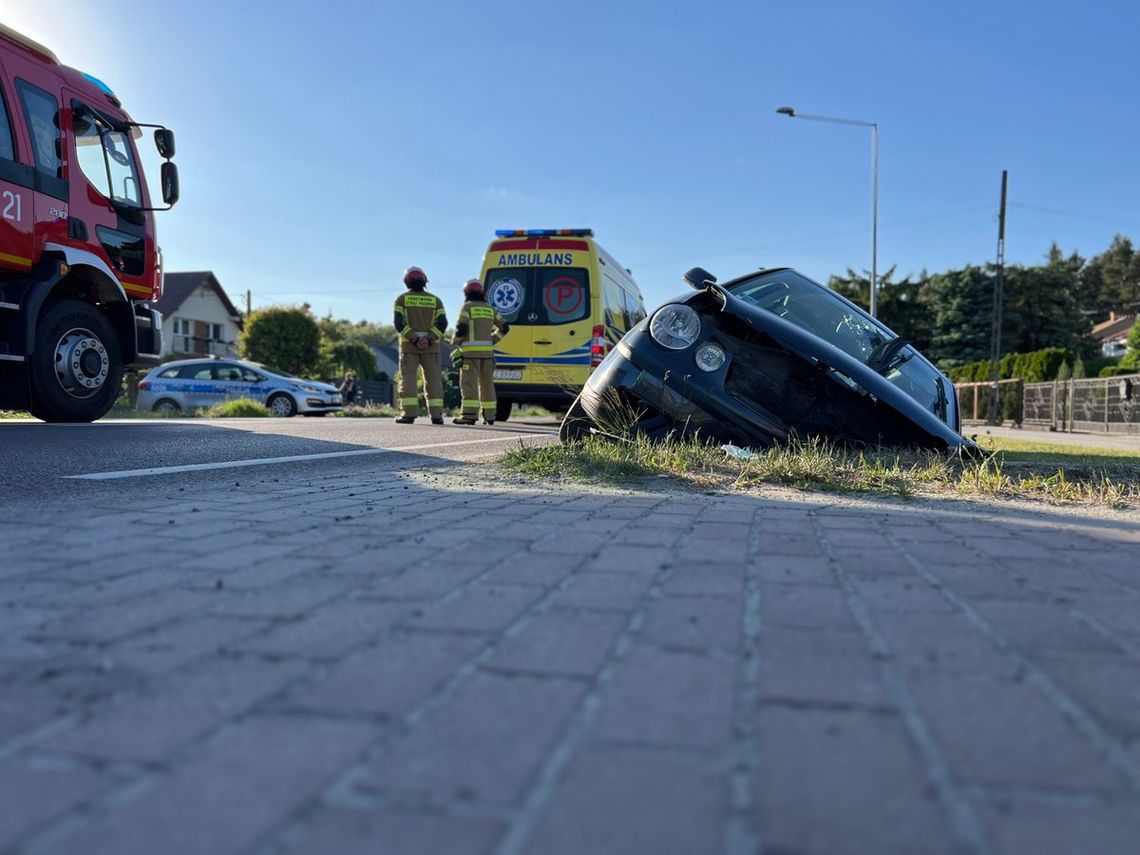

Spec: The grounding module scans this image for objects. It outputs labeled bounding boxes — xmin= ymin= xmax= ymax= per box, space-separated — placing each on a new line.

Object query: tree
xmin=1082 ymin=235 xmax=1140 ymax=317
xmin=240 ymin=307 xmax=321 ymax=377
xmin=1002 ymin=245 xmax=1087 ymax=356
xmin=317 ymin=337 xmax=379 ymax=380
xmin=923 ymin=265 xmax=993 ymax=367
xmin=318 ymin=315 xmax=398 ymax=349
xmin=1121 ymin=320 xmax=1140 ymax=371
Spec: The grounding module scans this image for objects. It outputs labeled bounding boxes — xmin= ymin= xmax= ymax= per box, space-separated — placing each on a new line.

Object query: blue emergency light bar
xmin=81 ymin=72 xmax=116 ymax=97
xmin=495 ymin=228 xmax=594 ymax=238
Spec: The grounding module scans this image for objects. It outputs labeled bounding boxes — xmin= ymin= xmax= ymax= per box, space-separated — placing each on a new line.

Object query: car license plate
xmin=494 ymin=369 xmax=523 ymax=380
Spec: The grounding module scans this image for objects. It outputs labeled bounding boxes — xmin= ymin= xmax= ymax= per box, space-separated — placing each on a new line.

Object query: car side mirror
xmin=683 ymin=267 xmax=717 ymax=289
xmin=154 ymin=128 xmax=176 ymax=159
xmin=161 ymin=161 xmax=179 ymax=206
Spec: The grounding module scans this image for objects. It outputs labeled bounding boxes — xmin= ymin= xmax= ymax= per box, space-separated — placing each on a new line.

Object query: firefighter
xmin=393 ymin=267 xmax=448 ymax=424
xmin=451 ymin=278 xmax=508 ymax=425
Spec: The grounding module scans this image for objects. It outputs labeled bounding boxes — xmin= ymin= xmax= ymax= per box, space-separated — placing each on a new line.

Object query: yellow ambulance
xmin=479 ymin=229 xmax=647 ymax=421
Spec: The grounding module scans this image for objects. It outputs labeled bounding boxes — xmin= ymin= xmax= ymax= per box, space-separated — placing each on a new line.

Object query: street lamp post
xmin=776 ymin=106 xmax=879 ymax=318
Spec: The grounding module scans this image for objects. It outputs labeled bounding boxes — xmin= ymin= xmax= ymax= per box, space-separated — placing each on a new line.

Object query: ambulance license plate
xmin=494 ymin=369 xmax=523 ymax=380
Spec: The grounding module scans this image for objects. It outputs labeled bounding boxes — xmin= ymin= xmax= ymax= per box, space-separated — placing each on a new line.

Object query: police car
xmin=136 ymin=358 xmax=343 ymax=416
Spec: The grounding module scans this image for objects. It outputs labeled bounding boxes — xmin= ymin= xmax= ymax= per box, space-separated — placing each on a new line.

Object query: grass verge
xmin=501 ymin=434 xmax=1140 ymax=508
xmin=203 ymin=398 xmax=270 ymax=417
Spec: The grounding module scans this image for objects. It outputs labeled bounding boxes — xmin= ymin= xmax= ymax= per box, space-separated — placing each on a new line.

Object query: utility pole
xmin=987 ymin=170 xmax=1008 ymax=426
xmin=245 ymin=289 xmax=252 ymax=319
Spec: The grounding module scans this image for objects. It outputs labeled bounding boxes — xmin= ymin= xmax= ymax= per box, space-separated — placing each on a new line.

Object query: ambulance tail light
xmin=591 ymin=324 xmax=606 ymax=367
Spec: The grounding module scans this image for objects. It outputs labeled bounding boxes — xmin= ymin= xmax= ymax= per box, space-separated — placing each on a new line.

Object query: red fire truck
xmin=0 ymin=23 xmax=178 ymax=421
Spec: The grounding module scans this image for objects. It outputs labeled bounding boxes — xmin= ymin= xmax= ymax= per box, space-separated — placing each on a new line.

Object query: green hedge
xmin=1098 ymin=365 xmax=1138 ymax=377
xmin=946 ymin=347 xmax=1074 ymax=384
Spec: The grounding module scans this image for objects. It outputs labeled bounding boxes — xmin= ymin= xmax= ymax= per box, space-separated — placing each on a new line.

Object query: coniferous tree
xmin=924 ymin=266 xmax=993 ymax=367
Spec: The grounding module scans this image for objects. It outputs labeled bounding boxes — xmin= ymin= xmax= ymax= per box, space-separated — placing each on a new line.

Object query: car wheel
xmin=152 ymin=399 xmax=181 ymax=414
xmin=27 ymin=300 xmax=123 ymax=423
xmin=495 ymin=398 xmax=513 ymax=422
xmin=268 ymin=393 xmax=297 ymax=417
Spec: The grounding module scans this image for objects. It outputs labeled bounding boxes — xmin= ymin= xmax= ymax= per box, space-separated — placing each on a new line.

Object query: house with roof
xmin=370 ymin=344 xmax=399 ymax=380
xmin=155 ymin=272 xmax=243 ymax=357
xmin=1091 ymin=311 xmax=1137 ymax=358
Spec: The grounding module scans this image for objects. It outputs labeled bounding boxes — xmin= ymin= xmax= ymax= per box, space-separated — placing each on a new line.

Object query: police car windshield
xmin=484 ymin=268 xmax=591 ymax=325
xmin=729 ymin=269 xmax=895 ymax=367
xmin=249 ymin=363 xmax=296 ymax=379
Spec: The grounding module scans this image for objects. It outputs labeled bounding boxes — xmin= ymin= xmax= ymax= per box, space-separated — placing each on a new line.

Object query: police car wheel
xmin=27 ymin=300 xmax=123 ymax=423
xmin=153 ymin=399 xmax=180 ymax=413
xmin=268 ymin=393 xmax=297 ymax=417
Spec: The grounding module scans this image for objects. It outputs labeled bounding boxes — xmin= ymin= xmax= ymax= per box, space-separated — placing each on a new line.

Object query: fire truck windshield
xmin=74 ymin=109 xmax=142 ymax=206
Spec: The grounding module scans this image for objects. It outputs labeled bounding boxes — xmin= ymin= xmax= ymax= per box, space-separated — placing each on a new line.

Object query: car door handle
xmin=534 ymin=339 xmax=553 ymax=345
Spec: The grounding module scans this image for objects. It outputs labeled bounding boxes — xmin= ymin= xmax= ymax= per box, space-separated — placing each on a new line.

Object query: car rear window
xmin=485 ymin=267 xmax=591 ymax=325
xmin=156 ymin=367 xmax=180 ymax=378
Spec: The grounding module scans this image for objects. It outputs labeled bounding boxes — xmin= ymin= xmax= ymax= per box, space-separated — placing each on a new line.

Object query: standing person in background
xmin=339 ymin=371 xmax=358 ymax=405
xmin=393 ymin=267 xmax=447 ymax=424
xmin=451 ymin=278 xmax=508 ymax=425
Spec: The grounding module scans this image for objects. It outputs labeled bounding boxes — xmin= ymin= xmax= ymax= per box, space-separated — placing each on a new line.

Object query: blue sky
xmin=6 ymin=0 xmax=1139 ymax=322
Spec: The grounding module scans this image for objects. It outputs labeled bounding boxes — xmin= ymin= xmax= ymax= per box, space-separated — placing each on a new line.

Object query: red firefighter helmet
xmin=403 ymin=267 xmax=428 ymax=288
xmin=463 ymin=278 xmax=485 ymax=299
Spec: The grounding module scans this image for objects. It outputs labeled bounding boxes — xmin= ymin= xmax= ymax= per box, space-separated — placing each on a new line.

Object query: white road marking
xmin=65 ymin=434 xmax=551 ymax=481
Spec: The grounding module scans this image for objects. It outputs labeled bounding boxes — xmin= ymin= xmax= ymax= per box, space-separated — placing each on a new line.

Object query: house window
xmin=173 ymin=318 xmax=191 ymax=336
xmin=207 ymin=323 xmax=223 ymax=341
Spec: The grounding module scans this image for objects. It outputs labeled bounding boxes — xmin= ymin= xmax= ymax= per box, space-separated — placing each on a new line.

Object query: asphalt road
xmin=0 ymin=416 xmax=559 ymax=505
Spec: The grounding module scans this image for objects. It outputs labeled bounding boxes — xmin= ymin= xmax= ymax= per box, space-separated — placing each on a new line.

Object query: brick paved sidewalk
xmin=3 ymin=463 xmax=1140 ymax=854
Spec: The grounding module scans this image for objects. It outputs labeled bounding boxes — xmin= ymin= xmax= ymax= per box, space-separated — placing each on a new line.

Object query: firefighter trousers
xmin=459 ymin=357 xmax=496 ymax=421
xmin=398 ymin=350 xmax=444 ymax=419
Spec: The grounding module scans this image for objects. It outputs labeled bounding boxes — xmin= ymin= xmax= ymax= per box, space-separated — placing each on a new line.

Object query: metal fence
xmin=954 ymin=378 xmax=1024 ymax=425
xmin=357 ymin=380 xmax=394 ymax=406
xmin=1022 ymin=374 xmax=1140 ymax=434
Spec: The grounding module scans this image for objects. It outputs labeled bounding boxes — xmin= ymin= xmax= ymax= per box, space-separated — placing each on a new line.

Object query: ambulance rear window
xmin=485 ymin=268 xmax=590 ymax=325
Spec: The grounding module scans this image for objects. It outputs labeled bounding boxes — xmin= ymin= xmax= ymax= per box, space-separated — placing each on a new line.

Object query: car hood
xmin=681 ymin=285 xmax=967 ymax=449
xmin=269 ymin=376 xmax=339 ymax=393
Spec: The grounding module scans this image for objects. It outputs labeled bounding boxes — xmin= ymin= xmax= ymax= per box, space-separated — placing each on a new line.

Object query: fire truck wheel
xmin=267 ymin=393 xmax=297 ymax=417
xmin=28 ymin=300 xmax=123 ymax=423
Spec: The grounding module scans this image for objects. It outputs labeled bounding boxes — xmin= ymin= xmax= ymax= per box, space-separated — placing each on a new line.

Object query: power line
xmin=627 ymin=203 xmax=994 ymax=271
xmin=1010 ymin=202 xmax=1138 ymax=228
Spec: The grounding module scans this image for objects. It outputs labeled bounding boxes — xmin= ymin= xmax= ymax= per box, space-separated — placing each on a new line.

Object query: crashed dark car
xmin=561 ymin=266 xmax=971 ymax=451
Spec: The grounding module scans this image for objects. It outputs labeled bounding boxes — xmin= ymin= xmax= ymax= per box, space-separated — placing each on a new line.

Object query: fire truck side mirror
xmin=154 ymin=128 xmax=176 ymax=159
xmin=161 ymin=161 xmax=179 ymax=206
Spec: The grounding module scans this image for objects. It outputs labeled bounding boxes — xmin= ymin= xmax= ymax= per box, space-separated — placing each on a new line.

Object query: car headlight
xmin=649 ymin=304 xmax=702 ymax=350
xmin=695 ymin=343 xmax=726 ymax=372
xmin=292 ymin=383 xmax=321 ymax=394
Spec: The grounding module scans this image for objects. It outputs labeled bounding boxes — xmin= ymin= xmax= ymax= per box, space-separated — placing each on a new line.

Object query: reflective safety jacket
xmin=452 ymin=299 xmax=508 ymax=357
xmin=394 ymin=289 xmax=448 ymax=354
